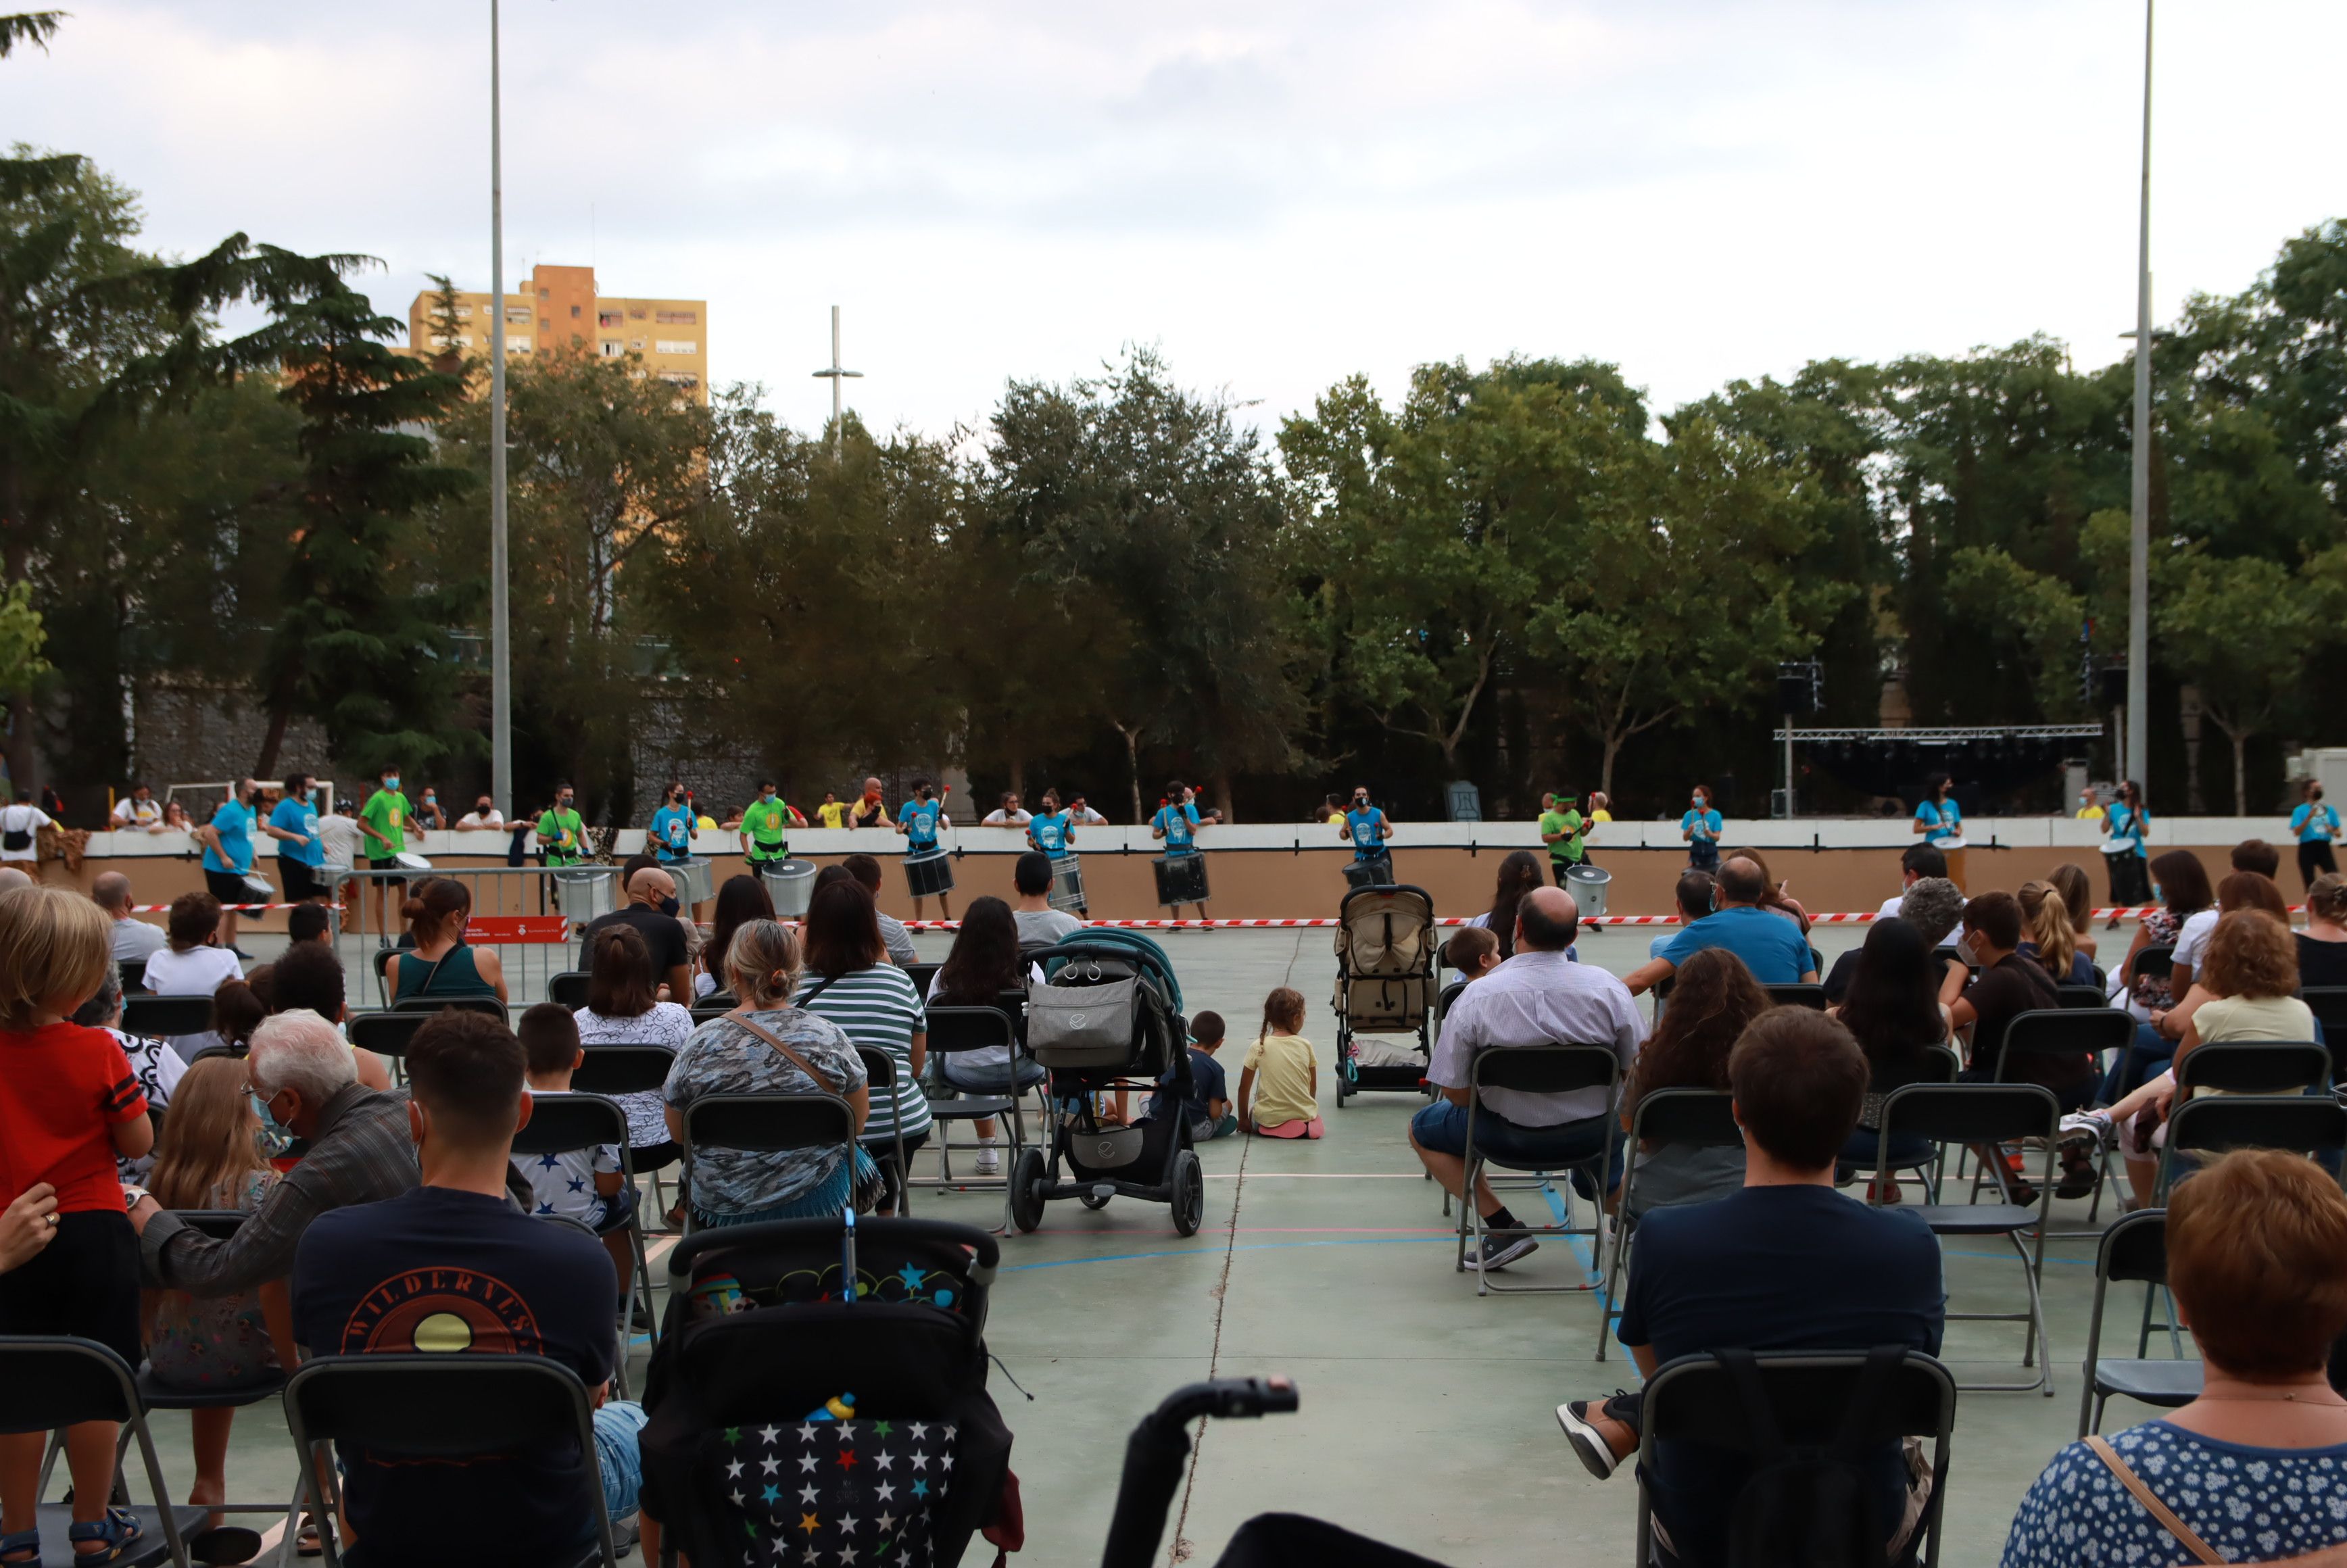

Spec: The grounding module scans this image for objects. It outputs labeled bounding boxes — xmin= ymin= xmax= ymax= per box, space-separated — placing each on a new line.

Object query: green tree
xmin=0 ymin=577 xmax=47 ymax=696
xmin=2156 ymin=552 xmax=2320 ymax=812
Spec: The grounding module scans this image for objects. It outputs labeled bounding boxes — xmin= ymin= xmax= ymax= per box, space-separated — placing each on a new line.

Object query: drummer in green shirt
xmin=737 ymin=781 xmax=794 ymax=867
xmin=537 ymin=783 xmax=587 ymax=868
xmin=1538 ymin=791 xmax=1587 ymax=886
xmin=358 ymin=764 xmax=412 ymax=936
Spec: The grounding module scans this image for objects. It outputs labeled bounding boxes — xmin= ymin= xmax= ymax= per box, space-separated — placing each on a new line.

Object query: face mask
xmin=385 ymin=777 xmax=400 ymax=791
xmin=658 ymin=894 xmax=681 ymax=917
xmin=251 ymin=1091 xmax=293 ymax=1148
xmin=763 ymin=791 xmax=776 ymax=802
xmin=477 ymin=802 xmax=492 ymax=814
xmin=559 ymin=795 xmax=574 ymax=808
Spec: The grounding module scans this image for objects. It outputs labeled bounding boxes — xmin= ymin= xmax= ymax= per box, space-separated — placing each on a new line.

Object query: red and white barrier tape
xmin=898 ymin=905 xmax=2283 ymax=931
xmin=130 ymin=902 xmax=344 ymax=914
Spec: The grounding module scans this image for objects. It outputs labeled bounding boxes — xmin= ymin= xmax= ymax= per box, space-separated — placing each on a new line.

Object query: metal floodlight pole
xmin=2125 ymin=0 xmax=2154 ymax=794
xmin=488 ymin=0 xmax=513 ymax=818
xmin=811 ymin=304 xmax=864 ymax=449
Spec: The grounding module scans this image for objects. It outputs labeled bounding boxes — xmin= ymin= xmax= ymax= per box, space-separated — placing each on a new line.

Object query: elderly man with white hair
xmin=128 ymin=1010 xmax=417 ymax=1296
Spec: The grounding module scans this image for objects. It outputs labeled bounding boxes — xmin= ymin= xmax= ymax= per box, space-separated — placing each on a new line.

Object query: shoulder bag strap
xmin=727 ymin=1004 xmax=844 ymax=1096
xmin=2082 ymin=1436 xmax=2222 ymax=1565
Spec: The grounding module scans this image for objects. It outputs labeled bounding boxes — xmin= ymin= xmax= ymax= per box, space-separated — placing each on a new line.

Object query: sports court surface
xmin=150 ymin=925 xmax=2114 ymax=1565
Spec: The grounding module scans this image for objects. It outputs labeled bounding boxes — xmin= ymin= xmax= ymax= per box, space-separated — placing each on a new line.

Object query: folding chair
xmin=0 ymin=1336 xmax=203 ymax=1568
xmin=903 ymin=962 xmax=942 ymax=997
xmin=1762 ymin=983 xmax=1826 ymax=1010
xmin=1595 ymin=1089 xmax=1741 ymax=1361
xmin=2156 ymin=1094 xmax=2347 ymax=1202
xmin=917 ymin=1005 xmax=1033 ymax=1193
xmin=1988 ymin=1009 xmax=2134 ymax=1225
xmin=345 ymin=1011 xmax=429 ymax=1083
xmin=1838 ymin=1044 xmax=1960 ymax=1202
xmin=389 ymin=995 xmax=508 ymax=1021
xmin=2056 ymin=984 xmax=2108 ymax=1010
xmin=570 ymin=1043 xmax=683 ymax=1218
xmin=119 ymin=958 xmax=151 ymax=996
xmin=1436 ymin=979 xmax=1468 ymax=1023
xmin=120 ymin=996 xmax=212 ymax=1039
xmin=370 ymin=946 xmax=397 ymax=1009
xmin=856 ymin=1044 xmax=915 ymax=1218
xmin=1453 ymin=1044 xmax=1622 ymax=1297
xmin=1874 ymin=1081 xmax=2060 ymax=1395
xmin=2303 ymin=987 xmax=2347 ymax=1071
xmin=2077 ymin=1209 xmax=2200 ymax=1437
xmin=1634 ymin=1349 xmax=1958 ymax=1568
xmin=677 ymin=1092 xmax=860 ymax=1235
xmin=281 ymin=1354 xmax=619 ymax=1568
xmin=689 ymin=1006 xmax=733 ymax=1025
xmin=508 ymin=1091 xmax=660 ymax=1395
xmin=547 ymin=970 xmax=591 ymax=1009
xmin=2175 ymin=1039 xmax=2331 ymax=1097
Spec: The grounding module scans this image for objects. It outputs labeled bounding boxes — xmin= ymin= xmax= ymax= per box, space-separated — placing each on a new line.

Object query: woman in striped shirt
xmin=791 ymin=880 xmax=929 ymax=1215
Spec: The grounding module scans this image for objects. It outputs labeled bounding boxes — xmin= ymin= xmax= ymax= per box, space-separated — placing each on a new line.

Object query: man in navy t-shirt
xmin=1623 ymin=856 xmax=1816 ymax=995
xmin=1553 ymin=1008 xmax=1944 ymax=1565
xmin=293 ymin=1010 xmax=633 ymax=1567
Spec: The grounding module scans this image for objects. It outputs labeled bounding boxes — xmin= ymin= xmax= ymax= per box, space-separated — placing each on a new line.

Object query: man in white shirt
xmin=1011 ymin=852 xmax=1084 ymax=946
xmin=841 ymin=853 xmax=920 ymax=966
xmin=454 ymin=795 xmax=506 ymax=831
xmin=1066 ymin=793 xmax=1109 ymax=827
xmin=0 ymin=792 xmax=51 ymax=864
xmin=1411 ymin=885 xmax=1645 ymax=1271
xmin=1876 ymin=842 xmax=1949 ymax=920
xmin=112 ymin=783 xmax=164 ymax=832
xmin=94 ymin=872 xmax=167 ymax=965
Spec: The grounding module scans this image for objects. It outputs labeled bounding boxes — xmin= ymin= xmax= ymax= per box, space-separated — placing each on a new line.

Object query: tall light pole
xmin=811 ymin=305 xmax=863 ymax=445
xmin=2125 ymin=0 xmax=2153 ymax=793
xmin=488 ymin=0 xmax=513 ymax=818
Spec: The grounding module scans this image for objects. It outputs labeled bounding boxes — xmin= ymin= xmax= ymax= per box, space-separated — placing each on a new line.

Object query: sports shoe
xmin=2059 ymin=1110 xmax=2114 ymax=1152
xmin=1555 ymin=1392 xmax=1638 ymax=1479
xmin=1476 ymin=1232 xmax=1539 ymax=1271
xmin=974 ymin=1144 xmax=1002 ymax=1176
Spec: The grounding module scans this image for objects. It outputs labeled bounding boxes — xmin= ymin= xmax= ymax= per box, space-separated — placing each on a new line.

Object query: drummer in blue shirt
xmin=2293 ymin=781 xmax=2341 ymax=894
xmin=1027 ymin=789 xmax=1075 ymax=860
xmin=1680 ymin=785 xmax=1723 ymax=872
xmin=648 ymin=781 xmax=696 ymax=864
xmin=1912 ymin=774 xmax=1966 ymax=889
xmin=200 ymin=777 xmax=264 ymax=958
xmin=1151 ymin=781 xmax=1214 ymax=921
xmin=266 ymin=771 xmax=328 ymax=908
xmin=896 ymin=780 xmax=953 ymax=921
xmin=1339 ymin=785 xmax=1393 ymax=877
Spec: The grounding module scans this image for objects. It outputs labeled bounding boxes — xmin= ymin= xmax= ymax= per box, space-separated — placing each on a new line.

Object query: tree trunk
xmin=1007 ymin=753 xmax=1025 ymax=800
xmin=1 ymin=462 xmax=37 ymax=800
xmin=2233 ymin=731 xmax=2250 ymax=816
xmin=1210 ymin=770 xmax=1235 ymax=825
xmin=1599 ymin=729 xmax=1624 ymax=801
xmin=253 ymin=704 xmax=290 ymax=783
xmin=1113 ymin=722 xmax=1143 ymax=824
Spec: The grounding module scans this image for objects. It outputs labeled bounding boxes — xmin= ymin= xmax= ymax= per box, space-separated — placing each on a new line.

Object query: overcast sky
xmin=13 ymin=1 xmax=2342 ymax=441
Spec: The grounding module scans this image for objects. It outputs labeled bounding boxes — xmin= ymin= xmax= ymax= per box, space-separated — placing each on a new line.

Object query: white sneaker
xmin=2059 ymin=1110 xmax=2114 ymax=1151
xmin=975 ymin=1143 xmax=1002 ymax=1176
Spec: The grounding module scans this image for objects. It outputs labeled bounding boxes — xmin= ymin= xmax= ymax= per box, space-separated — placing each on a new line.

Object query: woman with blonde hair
xmin=2046 ymin=862 xmax=2098 ymax=962
xmin=2017 ymin=880 xmax=2093 ymax=985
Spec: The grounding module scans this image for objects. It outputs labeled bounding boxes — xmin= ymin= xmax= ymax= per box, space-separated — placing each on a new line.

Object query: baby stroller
xmin=1332 ymin=883 xmax=1438 ymax=1107
xmin=1008 ymin=935 xmax=1203 ymax=1235
xmin=637 ymin=1215 xmax=1017 ymax=1568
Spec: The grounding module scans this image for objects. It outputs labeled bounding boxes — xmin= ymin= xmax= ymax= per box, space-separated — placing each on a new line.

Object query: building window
xmin=628 ymin=308 xmax=647 ymax=320
xmin=658 ymin=371 xmax=700 ymax=389
xmin=509 ymin=336 xmax=532 ymax=353
xmin=598 ymin=310 xmax=623 ymax=328
xmin=454 ymin=304 xmax=474 ymax=319
xmin=570 ymin=304 xmax=582 ymax=318
xmin=629 ymin=339 xmax=645 ymax=350
xmin=428 ymin=333 xmax=463 ymax=349
xmin=654 ymin=310 xmax=697 ymax=324
xmin=600 ymin=339 xmax=624 ymax=358
xmin=655 ymin=340 xmax=697 ymax=355
xmin=506 ymin=306 xmax=531 ymax=324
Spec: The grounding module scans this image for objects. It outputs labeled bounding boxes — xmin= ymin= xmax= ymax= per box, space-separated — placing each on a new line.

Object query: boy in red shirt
xmin=0 ymin=885 xmax=155 ymax=1565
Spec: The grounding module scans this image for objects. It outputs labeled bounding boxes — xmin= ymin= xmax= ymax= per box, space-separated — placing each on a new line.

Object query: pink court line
xmin=1203 ymin=1172 xmax=1425 ymax=1179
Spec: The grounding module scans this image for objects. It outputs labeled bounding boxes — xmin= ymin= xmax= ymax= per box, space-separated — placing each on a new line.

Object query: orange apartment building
xmin=406 ymin=263 xmax=710 ymax=403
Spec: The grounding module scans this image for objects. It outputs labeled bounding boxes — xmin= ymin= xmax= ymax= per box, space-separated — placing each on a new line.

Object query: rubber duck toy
xmin=805 ymin=1392 xmax=857 ymax=1423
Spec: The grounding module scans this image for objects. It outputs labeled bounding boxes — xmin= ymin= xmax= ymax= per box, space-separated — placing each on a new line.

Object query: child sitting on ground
xmin=513 ymin=1002 xmax=637 ymax=1292
xmin=143 ymin=1056 xmax=297 ymax=1526
xmin=1149 ymin=1010 xmax=1236 ymax=1140
xmin=1238 ymin=987 xmax=1323 ymax=1139
xmin=0 ymin=885 xmax=155 ymax=1565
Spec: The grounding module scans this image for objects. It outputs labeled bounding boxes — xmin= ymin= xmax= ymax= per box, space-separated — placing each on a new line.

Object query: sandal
xmin=68 ymin=1506 xmax=143 ymax=1564
xmin=295 ymin=1513 xmax=324 ymax=1558
xmin=1 ymin=1527 xmax=39 ymax=1565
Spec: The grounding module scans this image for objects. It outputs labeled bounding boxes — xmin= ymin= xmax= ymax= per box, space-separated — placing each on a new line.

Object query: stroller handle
xmin=665 ymin=1215 xmax=1001 ymax=1283
xmin=1100 ymin=1377 xmax=1298 ymax=1568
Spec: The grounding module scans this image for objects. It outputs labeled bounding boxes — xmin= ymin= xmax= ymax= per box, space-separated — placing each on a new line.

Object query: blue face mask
xmin=250 ymin=1091 xmax=294 ymax=1154
xmin=384 ymin=777 xmax=401 ymax=792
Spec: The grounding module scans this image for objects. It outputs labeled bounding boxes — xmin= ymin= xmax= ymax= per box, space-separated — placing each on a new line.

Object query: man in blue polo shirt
xmin=200 ymin=777 xmax=264 ymax=958
xmin=1622 ymin=856 xmax=1816 ymax=996
xmin=266 ymin=773 xmax=327 ymax=908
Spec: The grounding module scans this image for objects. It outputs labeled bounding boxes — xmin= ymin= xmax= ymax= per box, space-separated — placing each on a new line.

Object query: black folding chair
xmin=1987 ymin=1009 xmax=2134 ymax=1223
xmin=281 ymin=1354 xmax=618 ymax=1568
xmin=1838 ymin=1044 xmax=1962 ymax=1200
xmin=856 ymin=1044 xmax=915 ymax=1219
xmin=1454 ymin=1044 xmax=1622 ymax=1297
xmin=1634 ymin=1350 xmax=1958 ymax=1568
xmin=389 ymin=995 xmax=508 ymax=1021
xmin=571 ymin=1043 xmax=684 ymax=1217
xmin=677 ymin=1092 xmax=860 ymax=1235
xmin=2156 ymin=1094 xmax=2347 ymax=1202
xmin=2127 ymin=944 xmax=2175 ymax=988
xmin=120 ymin=996 xmax=212 ymax=1038
xmin=370 ymin=946 xmax=397 ymax=1009
xmin=0 ymin=1336 xmax=203 ymax=1568
xmin=2175 ymin=1039 xmax=2331 ymax=1097
xmin=2056 ymin=983 xmax=2108 ymax=1010
xmin=689 ymin=1006 xmax=735 ymax=1026
xmin=548 ymin=970 xmax=591 ymax=1009
xmin=1875 ymin=1082 xmax=2060 ymax=1394
xmin=2077 ymin=1209 xmax=2200 ymax=1437
xmin=509 ymin=1091 xmax=660 ymax=1392
xmin=917 ymin=1006 xmax=1033 ymax=1195
xmin=904 ymin=962 xmax=942 ymax=997
xmin=118 ymin=958 xmax=151 ymax=996
xmin=2303 ymin=987 xmax=2347 ymax=1077
xmin=1762 ymin=983 xmax=1826 ymax=1010
xmin=1596 ymin=1089 xmax=1741 ymax=1361
xmin=1436 ymin=979 xmax=1468 ymax=1023
xmin=345 ymin=1010 xmax=429 ymax=1069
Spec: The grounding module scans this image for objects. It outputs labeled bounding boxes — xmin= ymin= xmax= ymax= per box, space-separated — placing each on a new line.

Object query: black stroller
xmin=637 ymin=1215 xmax=1017 ymax=1568
xmin=1332 ymin=883 xmax=1438 ymax=1106
xmin=1007 ymin=936 xmax=1204 ymax=1235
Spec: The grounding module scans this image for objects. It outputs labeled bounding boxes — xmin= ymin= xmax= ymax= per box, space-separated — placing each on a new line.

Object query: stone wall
xmin=129 ymin=683 xmax=347 ymax=790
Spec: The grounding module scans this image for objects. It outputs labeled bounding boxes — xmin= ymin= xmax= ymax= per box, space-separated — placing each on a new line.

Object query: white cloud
xmin=13 ymin=0 xmax=2341 ymax=439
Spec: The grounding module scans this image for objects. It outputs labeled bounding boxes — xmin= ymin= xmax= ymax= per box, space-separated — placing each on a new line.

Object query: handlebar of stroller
xmin=1100 ymin=1377 xmax=1299 ymax=1568
xmin=664 ymin=1215 xmax=1002 ymax=1285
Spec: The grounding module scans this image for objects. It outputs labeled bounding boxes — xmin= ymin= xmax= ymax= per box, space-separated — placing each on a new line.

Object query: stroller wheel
xmin=1080 ymin=1189 xmax=1113 ymax=1210
xmin=1171 ymin=1150 xmax=1205 ymax=1237
xmin=1009 ymin=1146 xmax=1048 ymax=1233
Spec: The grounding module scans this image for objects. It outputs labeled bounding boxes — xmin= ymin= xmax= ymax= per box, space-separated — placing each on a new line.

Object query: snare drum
xmin=240 ymin=872 xmax=278 ymax=901
xmin=1342 ymin=853 xmax=1395 ymax=891
xmin=759 ymin=858 xmax=817 ymax=918
xmin=1153 ymin=851 xmax=1209 ymax=908
xmin=393 ymin=852 xmax=432 ymax=871
xmin=1048 ymin=852 xmax=1088 ymax=916
xmin=904 ymin=847 xmax=955 ymax=900
xmin=670 ymin=856 xmax=714 ymax=906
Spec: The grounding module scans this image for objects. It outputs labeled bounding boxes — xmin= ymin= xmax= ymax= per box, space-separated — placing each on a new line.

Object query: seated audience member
xmin=1645 ymin=871 xmax=1716 ymax=961
xmin=1624 ymin=857 xmax=1818 ymax=995
xmin=292 ymin=1008 xmax=645 ymax=1565
xmin=1443 ymin=925 xmax=1502 ymax=983
xmin=2016 ymin=879 xmax=2094 ymax=985
xmin=1411 ymin=887 xmax=1645 ymax=1271
xmin=1011 ymin=851 xmax=1084 ymax=946
xmin=2114 ymin=868 xmax=2299 ymax=1103
xmin=1150 ymin=1010 xmax=1235 ymax=1140
xmin=792 ymin=881 xmax=927 ymax=1215
xmin=1877 ymin=842 xmax=1948 ymax=918
xmin=2000 ymin=1150 xmax=2347 ymax=1566
xmin=283 ymin=902 xmax=333 ymax=946
xmin=838 ymin=852 xmax=920 ymax=966
xmin=1943 ymin=890 xmax=2096 ymax=1200
xmin=142 ymin=890 xmax=243 ymax=998
xmin=573 ymin=923 xmax=694 ymax=1178
xmin=208 ymin=979 xmax=267 ymax=1058
xmin=2169 ymin=847 xmax=2284 ymax=994
xmin=1238 ymin=987 xmax=1322 ymax=1140
xmin=514 ymin=1002 xmax=637 ymax=1292
xmin=2232 ymin=837 xmax=2283 ymax=880
xmin=95 ymin=871 xmax=166 ymax=965
xmin=2300 ymin=873 xmax=2347 ymax=989
xmin=582 ymin=866 xmax=691 ymax=1004
xmin=1554 ymin=1010 xmax=1944 ymax=1567
xmin=1829 ymin=916 xmax=1954 ymax=1203
xmin=1470 ymin=850 xmax=1546 ymax=960
xmin=70 ymin=967 xmax=181 ymax=1182
xmin=1614 ymin=948 xmax=1767 ymax=1217
xmin=387 ymin=877 xmax=508 ymax=1005
xmin=925 ymin=897 xmax=1043 ymax=1171
xmin=1726 ymin=846 xmax=1811 ymax=933
xmin=665 ymin=920 xmax=876 ymax=1223
xmin=2048 ymin=862 xmax=2099 ymax=963
xmin=694 ymin=874 xmax=775 ymax=998
xmin=268 ymin=939 xmax=392 ymax=1092
xmin=132 ymin=1010 xmax=418 ymax=1298
xmin=1823 ymin=877 xmax=1963 ymax=1005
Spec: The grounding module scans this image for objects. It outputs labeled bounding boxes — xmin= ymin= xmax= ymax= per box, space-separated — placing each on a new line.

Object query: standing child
xmin=0 ymin=885 xmax=155 ymax=1564
xmin=513 ymin=1003 xmax=636 ymax=1292
xmin=143 ymin=1057 xmax=297 ymax=1524
xmin=1238 ymin=987 xmax=1323 ymax=1140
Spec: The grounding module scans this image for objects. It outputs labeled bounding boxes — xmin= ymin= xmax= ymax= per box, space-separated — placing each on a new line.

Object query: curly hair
xmin=1625 ymin=948 xmax=1770 ymax=1117
xmin=2202 ymin=908 xmax=2298 ymax=1000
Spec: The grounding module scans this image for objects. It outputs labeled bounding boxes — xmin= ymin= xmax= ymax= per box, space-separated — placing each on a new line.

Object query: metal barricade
xmin=342 ymin=865 xmax=621 ymax=1010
